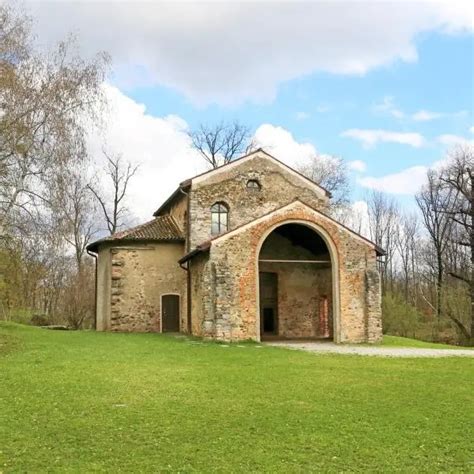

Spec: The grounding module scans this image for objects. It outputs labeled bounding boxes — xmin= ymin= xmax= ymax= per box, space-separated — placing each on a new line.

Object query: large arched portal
xmin=258 ymin=223 xmax=335 ymax=341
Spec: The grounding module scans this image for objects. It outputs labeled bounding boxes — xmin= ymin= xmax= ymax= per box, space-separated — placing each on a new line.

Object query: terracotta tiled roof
xmin=87 ymin=215 xmax=184 ymax=252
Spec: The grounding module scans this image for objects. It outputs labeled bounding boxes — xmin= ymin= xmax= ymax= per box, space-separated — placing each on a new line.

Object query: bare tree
xmin=0 ymin=5 xmax=109 ymax=231
xmin=0 ymin=5 xmax=108 ymax=329
xmin=88 ymin=150 xmax=139 ymax=235
xmin=416 ymin=170 xmax=455 ymax=320
xmin=53 ymin=167 xmax=99 ymax=272
xmin=367 ymin=191 xmax=399 ymax=291
xmin=395 ymin=212 xmax=419 ymax=303
xmin=297 ymin=154 xmax=350 ymax=208
xmin=188 ymin=121 xmax=251 ymax=169
xmin=438 ymin=145 xmax=474 ymax=343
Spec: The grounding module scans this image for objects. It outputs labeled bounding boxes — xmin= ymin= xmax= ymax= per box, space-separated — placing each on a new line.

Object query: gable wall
xmin=188 ymin=155 xmax=329 ymax=248
xmin=192 ymin=202 xmax=381 ymax=343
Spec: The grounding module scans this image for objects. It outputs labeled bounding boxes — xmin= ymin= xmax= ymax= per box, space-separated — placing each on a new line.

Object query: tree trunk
xmin=470 ymin=169 xmax=474 ymax=344
xmin=436 ymin=248 xmax=443 ymax=321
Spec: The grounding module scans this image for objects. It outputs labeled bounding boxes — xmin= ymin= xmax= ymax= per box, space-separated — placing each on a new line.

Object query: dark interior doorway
xmin=259 ymin=272 xmax=278 ymax=336
xmin=258 ymin=223 xmax=333 ymax=341
xmin=162 ymin=294 xmax=180 ymax=332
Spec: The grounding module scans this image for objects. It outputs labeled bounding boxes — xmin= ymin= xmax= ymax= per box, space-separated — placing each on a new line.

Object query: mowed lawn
xmin=1 ymin=323 xmax=473 ymax=473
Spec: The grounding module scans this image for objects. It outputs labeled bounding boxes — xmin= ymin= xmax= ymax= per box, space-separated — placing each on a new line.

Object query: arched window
xmin=246 ymin=179 xmax=261 ymax=191
xmin=211 ymin=202 xmax=228 ymax=235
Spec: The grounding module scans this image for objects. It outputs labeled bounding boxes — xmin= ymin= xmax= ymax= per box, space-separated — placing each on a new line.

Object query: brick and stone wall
xmin=259 ymin=262 xmax=332 ymax=339
xmin=96 ymin=242 xmax=187 ymax=332
xmin=189 ymin=154 xmax=329 ymax=248
xmin=189 ymin=201 xmax=382 ymax=343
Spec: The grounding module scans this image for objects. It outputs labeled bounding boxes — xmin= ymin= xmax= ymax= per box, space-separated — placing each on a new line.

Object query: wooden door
xmin=162 ymin=294 xmax=180 ymax=332
xmin=259 ymin=272 xmax=278 ymax=336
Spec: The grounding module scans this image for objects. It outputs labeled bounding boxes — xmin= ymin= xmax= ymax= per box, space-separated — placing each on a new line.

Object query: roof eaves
xmin=178 ymin=241 xmax=211 ymax=264
xmin=87 ymin=235 xmax=185 ymax=253
xmin=86 ymin=216 xmax=185 ymax=253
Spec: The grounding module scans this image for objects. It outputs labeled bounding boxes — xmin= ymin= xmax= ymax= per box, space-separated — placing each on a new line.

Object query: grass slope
xmin=1 ymin=323 xmax=473 ymax=473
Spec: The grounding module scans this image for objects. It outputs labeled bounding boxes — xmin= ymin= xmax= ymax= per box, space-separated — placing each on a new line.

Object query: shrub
xmin=382 ymin=292 xmax=422 ymax=338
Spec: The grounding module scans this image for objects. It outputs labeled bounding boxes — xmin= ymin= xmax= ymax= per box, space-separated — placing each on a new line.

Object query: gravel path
xmin=267 ymin=341 xmax=474 ymax=358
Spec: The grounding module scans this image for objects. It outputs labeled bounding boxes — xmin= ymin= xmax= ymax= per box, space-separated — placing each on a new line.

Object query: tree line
xmin=371 ymin=146 xmax=473 ymax=345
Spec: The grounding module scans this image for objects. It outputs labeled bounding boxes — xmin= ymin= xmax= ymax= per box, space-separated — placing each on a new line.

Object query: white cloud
xmin=88 ymin=108 xmax=334 ymax=222
xmin=437 ymin=134 xmax=474 ymax=147
xmin=295 ymin=111 xmax=310 ymax=121
xmin=372 ymin=97 xmax=466 ymax=122
xmin=348 ymin=160 xmax=367 ymax=172
xmin=27 ymin=1 xmax=474 ymax=105
xmin=87 ymin=97 xmax=351 ymax=223
xmin=87 ymin=84 xmax=205 ymax=222
xmin=316 ymin=104 xmax=330 ymax=113
xmin=412 ymin=110 xmax=443 ymax=121
xmin=358 ymin=166 xmax=428 ymax=195
xmin=252 ymin=124 xmax=317 ymax=167
xmin=373 ymin=96 xmax=404 ymax=119
xmin=341 ymin=129 xmax=425 ymax=148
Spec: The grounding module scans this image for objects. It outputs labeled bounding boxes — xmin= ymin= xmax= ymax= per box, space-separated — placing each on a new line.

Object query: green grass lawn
xmin=380 ymin=335 xmax=474 ymax=350
xmin=1 ymin=323 xmax=473 ymax=473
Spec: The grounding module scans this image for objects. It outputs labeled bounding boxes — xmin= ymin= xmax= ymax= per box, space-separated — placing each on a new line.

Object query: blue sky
xmin=28 ymin=1 xmax=474 ymax=219
xmin=126 ymin=31 xmax=473 ymax=204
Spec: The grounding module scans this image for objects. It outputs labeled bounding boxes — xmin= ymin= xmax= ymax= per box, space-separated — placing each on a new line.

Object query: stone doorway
xmin=258 ymin=223 xmax=334 ymax=341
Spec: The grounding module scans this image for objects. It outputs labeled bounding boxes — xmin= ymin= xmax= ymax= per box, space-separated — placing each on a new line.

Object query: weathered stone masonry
xmin=89 ymin=149 xmax=383 ymax=343
xmin=189 ymin=201 xmax=382 ymax=343
xmin=96 ymin=242 xmax=187 ymax=332
xmin=189 ymin=155 xmax=328 ymax=249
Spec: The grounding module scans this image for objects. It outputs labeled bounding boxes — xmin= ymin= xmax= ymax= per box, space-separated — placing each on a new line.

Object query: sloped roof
xmin=87 ymin=215 xmax=184 ymax=252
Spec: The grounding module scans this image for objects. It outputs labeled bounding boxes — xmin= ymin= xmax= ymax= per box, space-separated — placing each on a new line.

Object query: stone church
xmin=87 ymin=149 xmax=383 ymax=343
